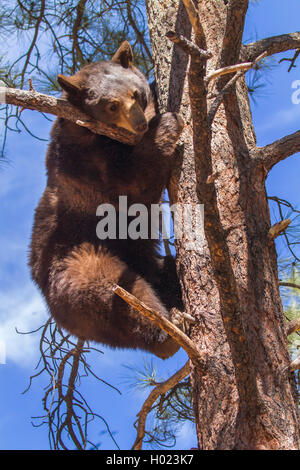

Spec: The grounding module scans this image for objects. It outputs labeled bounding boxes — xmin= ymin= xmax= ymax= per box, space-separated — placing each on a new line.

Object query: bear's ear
xmin=57 ymin=74 xmax=83 ymax=94
xmin=111 ymin=41 xmax=133 ymax=68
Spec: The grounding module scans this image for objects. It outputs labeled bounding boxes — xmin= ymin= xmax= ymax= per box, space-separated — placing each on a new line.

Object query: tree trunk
xmin=146 ymin=0 xmax=299 ymax=449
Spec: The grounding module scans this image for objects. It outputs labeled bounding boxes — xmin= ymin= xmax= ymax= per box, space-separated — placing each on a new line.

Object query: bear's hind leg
xmin=46 ymin=242 xmax=179 ymax=358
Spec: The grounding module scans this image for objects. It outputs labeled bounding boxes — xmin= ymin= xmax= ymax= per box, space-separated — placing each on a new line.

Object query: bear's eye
xmin=133 ymin=90 xmax=139 ymax=101
xmin=108 ymin=102 xmax=119 ymax=113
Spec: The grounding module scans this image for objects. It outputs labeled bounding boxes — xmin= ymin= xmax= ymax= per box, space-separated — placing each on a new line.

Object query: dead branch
xmin=126 ymin=0 xmax=153 ymax=64
xmin=0 ymin=87 xmax=140 ymax=145
xmin=181 ymin=0 xmax=203 ymax=40
xmin=256 ymin=129 xmax=300 ymax=173
xmin=280 ymin=282 xmax=300 ymax=291
xmin=279 ymin=49 xmax=300 ymax=72
xmin=207 ymin=52 xmax=267 ymax=125
xmin=268 ymin=196 xmax=300 ymax=264
xmin=113 ymin=285 xmax=203 ymax=367
xmin=28 ymin=78 xmax=34 ymax=91
xmin=58 ymin=339 xmax=86 ymax=449
xmin=268 ymin=196 xmax=300 ymax=215
xmin=166 ymin=31 xmax=212 ymax=59
xmin=20 ymin=318 xmax=119 ymax=450
xmin=286 ymin=318 xmax=300 ymax=336
xmin=241 ymin=31 xmax=300 ymax=62
xmin=20 ymin=0 xmax=46 ymax=88
xmin=206 ymin=63 xmax=252 ymax=83
xmin=205 ymin=51 xmax=267 ymax=84
xmin=268 ymin=219 xmax=291 ymax=241
xmin=206 ymin=171 xmax=219 ymax=184
xmin=132 ymin=360 xmax=190 ymax=450
xmin=71 ymin=0 xmax=88 ymax=69
xmin=207 ymin=70 xmax=244 ymax=124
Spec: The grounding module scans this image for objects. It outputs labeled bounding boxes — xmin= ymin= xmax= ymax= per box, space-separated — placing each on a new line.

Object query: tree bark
xmin=146 ymin=0 xmax=299 ymax=450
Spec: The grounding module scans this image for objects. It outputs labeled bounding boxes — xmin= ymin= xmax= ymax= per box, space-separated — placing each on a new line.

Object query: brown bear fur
xmin=29 ymin=42 xmax=184 ymax=359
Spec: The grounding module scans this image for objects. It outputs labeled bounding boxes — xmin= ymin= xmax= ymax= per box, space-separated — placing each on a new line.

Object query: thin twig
xmin=20 ymin=0 xmax=46 ymax=88
xmin=132 ymin=361 xmax=190 ymax=450
xmin=126 ymin=0 xmax=153 ymax=64
xmin=268 ymin=197 xmax=300 ymax=265
xmin=20 ymin=319 xmax=119 ymax=450
xmin=279 ymin=49 xmax=300 ymax=72
xmin=71 ymin=0 xmax=88 ymax=70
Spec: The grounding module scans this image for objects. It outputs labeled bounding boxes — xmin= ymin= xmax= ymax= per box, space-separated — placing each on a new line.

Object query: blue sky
xmin=0 ymin=0 xmax=299 ymax=450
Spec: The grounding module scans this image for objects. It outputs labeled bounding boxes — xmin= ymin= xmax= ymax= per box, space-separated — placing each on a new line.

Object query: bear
xmin=29 ymin=41 xmax=185 ymax=359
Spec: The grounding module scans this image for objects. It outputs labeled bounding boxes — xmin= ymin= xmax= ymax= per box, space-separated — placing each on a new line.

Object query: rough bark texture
xmin=146 ymin=0 xmax=299 ymax=450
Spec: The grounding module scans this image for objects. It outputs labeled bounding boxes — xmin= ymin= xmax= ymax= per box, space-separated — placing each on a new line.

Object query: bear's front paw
xmin=147 ymin=112 xmax=185 ymax=157
xmin=170 ymin=307 xmax=195 ymax=335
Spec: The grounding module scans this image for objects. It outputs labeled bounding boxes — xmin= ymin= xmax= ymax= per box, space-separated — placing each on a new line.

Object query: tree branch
xmin=126 ymin=0 xmax=153 ymax=64
xmin=71 ymin=0 xmax=88 ymax=70
xmin=268 ymin=197 xmax=300 ymax=264
xmin=0 ymin=87 xmax=140 ymax=145
xmin=207 ymin=52 xmax=267 ymax=125
xmin=255 ymin=129 xmax=300 ymax=173
xmin=280 ymin=282 xmax=300 ymax=291
xmin=20 ymin=0 xmax=46 ymax=88
xmin=207 ymin=70 xmax=244 ymax=125
xmin=279 ymin=49 xmax=300 ymax=72
xmin=20 ymin=319 xmax=118 ymax=450
xmin=241 ymin=32 xmax=300 ymax=62
xmin=290 ymin=355 xmax=300 ymax=372
xmin=268 ymin=219 xmax=291 ymax=241
xmin=286 ymin=318 xmax=300 ymax=336
xmin=181 ymin=0 xmax=203 ymax=41
xmin=219 ymin=0 xmax=249 ymax=66
xmin=205 ymin=51 xmax=267 ymax=84
xmin=166 ymin=31 xmax=212 ymax=60
xmin=113 ymin=285 xmax=203 ymax=367
xmin=132 ymin=361 xmax=190 ymax=450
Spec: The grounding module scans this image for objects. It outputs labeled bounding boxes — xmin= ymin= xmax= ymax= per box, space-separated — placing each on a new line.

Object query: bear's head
xmin=57 ymin=42 xmax=151 ymax=135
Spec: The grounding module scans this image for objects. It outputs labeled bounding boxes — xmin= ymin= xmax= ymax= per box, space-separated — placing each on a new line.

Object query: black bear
xmin=29 ymin=41 xmax=185 ymax=359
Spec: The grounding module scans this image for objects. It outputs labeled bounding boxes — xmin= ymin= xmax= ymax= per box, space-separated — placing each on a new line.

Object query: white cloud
xmin=0 ymin=284 xmax=47 ymax=367
xmin=176 ymin=421 xmax=197 ymax=450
